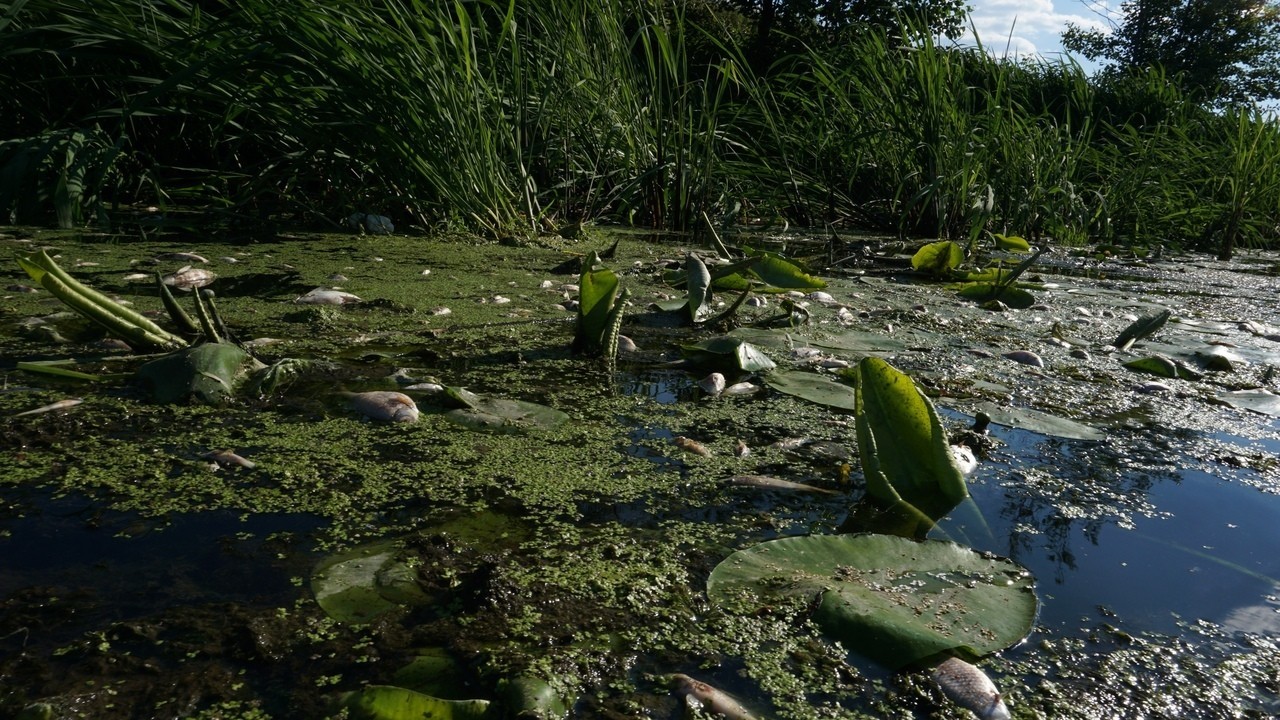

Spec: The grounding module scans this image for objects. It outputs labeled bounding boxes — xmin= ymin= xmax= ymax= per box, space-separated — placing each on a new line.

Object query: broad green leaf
xmin=992 ymin=233 xmax=1031 ymax=252
xmin=970 ymin=401 xmax=1104 ymax=441
xmin=747 ymin=253 xmax=827 ymax=289
xmin=681 ymin=337 xmax=776 ymax=373
xmin=687 ymin=252 xmax=713 ymax=323
xmin=340 ymin=685 xmax=490 ymax=720
xmin=497 ymin=675 xmax=569 ymax=720
xmin=855 ymin=358 xmax=968 ymax=525
xmin=707 ymin=534 xmax=1037 ymax=669
xmin=1123 ymin=355 xmax=1179 ymax=378
xmin=764 ymin=369 xmax=857 ymax=410
xmin=311 ymin=540 xmax=431 ymax=624
xmin=956 ymin=282 xmax=1036 ymax=309
xmin=392 ymin=650 xmax=465 ymax=699
xmin=911 ymin=240 xmax=963 ymax=276
xmin=576 ymin=253 xmax=619 ymax=354
xmin=136 ymin=343 xmax=265 ymax=404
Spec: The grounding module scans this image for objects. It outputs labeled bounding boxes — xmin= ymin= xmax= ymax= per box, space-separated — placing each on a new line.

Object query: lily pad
xmin=992 ymin=233 xmax=1032 ymax=252
xmin=1217 ymin=390 xmax=1280 ymax=417
xmin=444 ymin=396 xmax=569 ymax=433
xmin=339 ymin=685 xmax=490 ymax=720
xmin=707 ymin=534 xmax=1038 ymax=669
xmin=956 ymin=282 xmax=1036 ymax=309
xmin=311 ymin=540 xmax=431 ymax=624
xmin=747 ymin=252 xmax=827 ymax=289
xmin=136 ymin=342 xmax=266 ymax=404
xmin=969 ymin=401 xmax=1105 ymax=441
xmin=911 ymin=240 xmax=964 ymax=276
xmin=681 ymin=336 xmax=776 ymax=373
xmin=764 ymin=369 xmax=858 ymax=411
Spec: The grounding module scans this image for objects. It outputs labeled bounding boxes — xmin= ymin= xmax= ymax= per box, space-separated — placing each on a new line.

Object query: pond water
xmin=1 ymin=227 xmax=1278 ymax=719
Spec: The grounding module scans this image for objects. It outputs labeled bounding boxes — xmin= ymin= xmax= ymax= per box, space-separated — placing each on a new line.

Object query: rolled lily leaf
xmin=1113 ymin=309 xmax=1171 ymax=350
xmin=687 ymin=252 xmax=714 ymax=323
xmin=574 ymin=251 xmax=620 ymax=356
xmin=855 ymin=357 xmax=968 ymax=529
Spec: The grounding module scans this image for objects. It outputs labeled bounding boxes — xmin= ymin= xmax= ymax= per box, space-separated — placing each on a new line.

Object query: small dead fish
xmin=5 ymin=283 xmax=39 ymax=293
xmin=616 ymin=335 xmax=638 ymax=353
xmin=204 ymin=449 xmax=257 ymax=469
xmin=722 ymin=382 xmax=760 ymax=395
xmin=1136 ymin=381 xmax=1173 ymax=394
xmin=669 ymin=674 xmax=758 ymax=720
xmin=430 ymin=306 xmax=452 ymax=316
xmin=218 ymin=256 xmax=239 ymax=264
xmin=770 ymin=437 xmax=812 ymax=451
xmin=13 ymin=398 xmax=83 ymax=417
xmin=1003 ymin=350 xmax=1044 ymax=368
xmin=241 ymin=337 xmax=285 ymax=349
xmin=672 ymin=436 xmax=711 ymax=457
xmin=295 ymin=288 xmax=362 ymax=305
xmin=727 ymin=474 xmax=839 ymax=495
xmin=950 ymin=444 xmax=978 ymax=475
xmin=734 ymin=439 xmax=750 ymax=457
xmin=155 ymin=252 xmax=209 ymax=263
xmin=73 ymin=260 xmax=100 ymax=267
xmin=930 ymin=657 xmax=1011 ymax=720
xmin=343 ymin=391 xmax=419 ymax=422
xmin=162 ymin=267 xmax=217 ymax=290
xmin=121 ymin=272 xmax=152 ymax=282
xmin=697 ymin=372 xmax=726 ymax=395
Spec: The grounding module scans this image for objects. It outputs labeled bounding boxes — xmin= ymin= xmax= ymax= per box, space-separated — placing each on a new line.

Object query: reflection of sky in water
xmin=938 ymin=424 xmax=1280 ymax=638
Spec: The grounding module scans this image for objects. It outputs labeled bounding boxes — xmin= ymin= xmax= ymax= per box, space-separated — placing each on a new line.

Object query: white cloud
xmin=958 ymin=0 xmax=1122 ymax=62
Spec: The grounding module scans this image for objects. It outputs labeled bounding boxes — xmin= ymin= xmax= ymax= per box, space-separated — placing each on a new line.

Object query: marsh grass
xmin=1 ymin=0 xmax=1277 ymax=253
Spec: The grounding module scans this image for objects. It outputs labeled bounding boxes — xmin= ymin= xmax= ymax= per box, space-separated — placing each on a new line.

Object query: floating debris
xmin=722 ymin=382 xmax=760 ymax=395
xmin=672 ymin=436 xmax=711 ymax=457
xmin=121 ymin=272 xmax=151 ymax=282
xmin=343 ymin=391 xmax=419 ymax=422
xmin=328 ymin=273 xmax=349 ymax=282
xmin=930 ymin=657 xmax=1011 ymax=720
xmin=430 ymin=306 xmax=452 ymax=316
xmin=950 ymin=444 xmax=978 ymax=475
xmin=1003 ymin=350 xmax=1044 ymax=368
xmin=734 ymin=439 xmax=750 ymax=457
xmin=771 ymin=437 xmax=812 ymax=451
xmin=204 ymin=449 xmax=257 ymax=469
xmin=617 ymin=335 xmax=638 ymax=353
xmin=12 ymin=398 xmax=83 ymax=417
xmin=5 ymin=283 xmax=39 ymax=293
xmin=295 ymin=288 xmax=362 ymax=305
xmin=1136 ymin=381 xmax=1174 ymax=394
xmin=162 ymin=266 xmax=217 ymax=290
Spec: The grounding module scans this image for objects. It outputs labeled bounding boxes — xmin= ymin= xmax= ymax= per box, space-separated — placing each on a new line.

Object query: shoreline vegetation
xmin=1 ymin=0 xmax=1278 ymax=258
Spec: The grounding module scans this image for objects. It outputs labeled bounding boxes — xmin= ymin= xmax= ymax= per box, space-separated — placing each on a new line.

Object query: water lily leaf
xmin=339 ymin=685 xmax=490 ymax=720
xmin=681 ymin=336 xmax=776 ymax=373
xmin=970 ymin=401 xmax=1104 ymax=441
xmin=1217 ymin=390 xmax=1280 ymax=416
xmin=747 ymin=252 xmax=827 ymax=289
xmin=855 ymin=358 xmax=968 ymax=524
xmin=1113 ymin=309 xmax=1170 ymax=350
xmin=1123 ymin=355 xmax=1180 ymax=378
xmin=575 ymin=252 xmax=619 ymax=354
xmin=137 ymin=342 xmax=265 ymax=404
xmin=311 ymin=540 xmax=431 ymax=624
xmin=911 ymin=240 xmax=964 ymax=276
xmin=707 ymin=534 xmax=1038 ymax=669
xmin=764 ymin=369 xmax=858 ymax=411
xmin=392 ymin=650 xmax=465 ymax=699
xmin=444 ymin=396 xmax=569 ymax=433
xmin=956 ymin=282 xmax=1036 ymax=309
xmin=687 ymin=253 xmax=714 ymax=323
xmin=992 ymin=233 xmax=1031 ymax=252
xmin=497 ymin=675 xmax=569 ymax=720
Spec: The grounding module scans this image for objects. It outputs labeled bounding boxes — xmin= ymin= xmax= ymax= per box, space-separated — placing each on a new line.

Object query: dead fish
xmin=930 ymin=657 xmax=1011 ymax=720
xmin=343 ymin=391 xmax=419 ymax=422
xmin=13 ymin=398 xmax=83 ymax=417
xmin=734 ymin=439 xmax=750 ymax=457
xmin=722 ymin=382 xmax=760 ymax=395
xmin=1003 ymin=350 xmax=1044 ymax=368
xmin=73 ymin=260 xmax=99 ymax=267
xmin=669 ymin=674 xmax=758 ymax=720
xmin=121 ymin=272 xmax=151 ymax=282
xmin=430 ymin=306 xmax=452 ymax=316
xmin=950 ymin=444 xmax=978 ymax=475
xmin=295 ymin=288 xmax=362 ymax=305
xmin=162 ymin=266 xmax=217 ymax=290
xmin=727 ymin=474 xmax=839 ymax=495
xmin=5 ymin=283 xmax=39 ymax=293
xmin=204 ymin=449 xmax=256 ymax=469
xmin=617 ymin=335 xmax=638 ymax=353
xmin=698 ymin=372 xmax=726 ymax=395
xmin=770 ymin=437 xmax=812 ymax=451
xmin=155 ymin=252 xmax=209 ymax=263
xmin=672 ymin=436 xmax=711 ymax=457
xmin=1136 ymin=381 xmax=1173 ymax=394
xmin=218 ymin=256 xmax=239 ymax=264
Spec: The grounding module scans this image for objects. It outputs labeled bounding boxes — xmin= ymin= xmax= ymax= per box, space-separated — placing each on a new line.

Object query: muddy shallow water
xmin=1 ymin=227 xmax=1279 ymax=719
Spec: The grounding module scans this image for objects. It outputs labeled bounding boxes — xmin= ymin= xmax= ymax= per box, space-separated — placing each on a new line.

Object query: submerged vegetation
xmin=2 ymin=0 xmax=1279 ymax=257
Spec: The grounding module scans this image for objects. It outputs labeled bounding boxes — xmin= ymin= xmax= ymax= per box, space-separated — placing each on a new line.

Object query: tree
xmin=1062 ymin=0 xmax=1280 ymax=104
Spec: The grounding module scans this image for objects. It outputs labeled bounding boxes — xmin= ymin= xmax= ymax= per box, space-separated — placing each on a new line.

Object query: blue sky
xmin=961 ymin=0 xmax=1120 ymax=68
